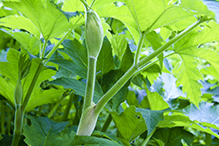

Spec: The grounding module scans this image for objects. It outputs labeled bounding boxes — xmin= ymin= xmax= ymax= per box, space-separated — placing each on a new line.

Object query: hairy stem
xmin=95 ymin=18 xmax=206 ymax=115
xmin=95 ymin=65 xmax=137 ymax=114
xmin=138 ymin=18 xmax=204 ymax=67
xmin=83 ymin=57 xmax=97 ymax=111
xmin=11 ymin=107 xmax=24 ymax=146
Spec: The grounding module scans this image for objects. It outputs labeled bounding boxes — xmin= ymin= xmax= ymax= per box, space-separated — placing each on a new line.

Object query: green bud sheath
xmin=85 ymin=9 xmax=104 ymax=58
xmin=14 ymin=80 xmax=23 ymax=107
xmin=76 ymin=105 xmax=98 ymax=135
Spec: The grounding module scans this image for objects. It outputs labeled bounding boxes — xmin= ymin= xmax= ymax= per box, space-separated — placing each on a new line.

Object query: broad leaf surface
xmin=183 ymin=102 xmax=219 ymax=127
xmin=0 ymin=49 xmax=64 ymax=111
xmin=152 ymin=127 xmax=194 ymax=146
xmin=23 ymin=116 xmax=75 ymax=146
xmin=158 ymin=112 xmax=219 ymax=139
xmin=51 ymin=39 xmax=88 ymax=79
xmin=1 ymin=29 xmax=40 ymax=55
xmin=136 ymin=108 xmax=164 ymax=135
xmin=70 ymin=135 xmax=121 ymax=146
xmin=96 ymin=37 xmax=114 ymax=78
xmin=3 ymin=0 xmax=71 ymax=40
xmin=173 ymin=21 xmax=219 ymax=106
xmin=145 ymin=88 xmax=169 ymax=110
xmin=49 ymin=77 xmax=103 ymax=103
xmin=111 ymin=106 xmax=147 ymax=142
xmin=0 ymin=15 xmax=40 ymax=39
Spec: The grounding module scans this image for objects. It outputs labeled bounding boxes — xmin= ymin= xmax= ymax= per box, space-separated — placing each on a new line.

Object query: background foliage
xmin=1 ymin=0 xmax=219 ymax=145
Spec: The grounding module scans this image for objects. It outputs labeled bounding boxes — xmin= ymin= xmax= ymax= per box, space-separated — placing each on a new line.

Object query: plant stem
xmin=83 ymin=56 xmax=97 ymax=111
xmin=62 ymin=93 xmax=74 ymax=121
xmin=101 ymin=114 xmax=112 ymax=132
xmin=41 ymin=39 xmax=48 ymax=59
xmin=43 ymin=29 xmax=72 ymax=64
xmin=11 ymin=107 xmax=24 ymax=146
xmin=138 ymin=19 xmax=204 ymax=67
xmin=47 ymin=94 xmax=67 ymax=119
xmin=141 ymin=129 xmax=157 ymax=146
xmin=95 ymin=65 xmax=137 ymax=114
xmin=1 ymin=100 xmax=5 ymax=134
xmin=134 ymin=32 xmax=147 ymax=67
xmin=95 ymin=18 xmax=206 ymax=115
xmin=12 ymin=62 xmax=44 ymax=146
xmin=21 ymin=62 xmax=44 ymax=112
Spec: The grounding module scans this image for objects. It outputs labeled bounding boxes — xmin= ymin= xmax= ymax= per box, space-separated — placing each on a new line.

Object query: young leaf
xmin=111 ymin=33 xmax=127 ymax=61
xmin=0 ymin=49 xmax=64 ymax=111
xmin=23 ymin=116 xmax=75 ymax=146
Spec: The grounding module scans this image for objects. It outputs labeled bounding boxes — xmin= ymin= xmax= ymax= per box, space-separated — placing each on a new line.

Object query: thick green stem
xmin=62 ymin=93 xmax=74 ymax=121
xmin=138 ymin=19 xmax=204 ymax=67
xmin=95 ymin=18 xmax=206 ymax=115
xmin=76 ymin=105 xmax=98 ymax=135
xmin=95 ymin=65 xmax=137 ymax=114
xmin=83 ymin=57 xmax=97 ymax=111
xmin=141 ymin=129 xmax=157 ymax=146
xmin=11 ymin=107 xmax=24 ymax=146
xmin=101 ymin=114 xmax=112 ymax=132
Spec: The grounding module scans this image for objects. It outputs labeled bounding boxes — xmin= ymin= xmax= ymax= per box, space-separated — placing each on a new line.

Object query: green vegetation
xmin=1 ymin=0 xmax=219 ymax=145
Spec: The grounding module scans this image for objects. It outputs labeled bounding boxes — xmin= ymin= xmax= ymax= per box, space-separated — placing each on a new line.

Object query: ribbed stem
xmin=83 ymin=57 xmax=97 ymax=111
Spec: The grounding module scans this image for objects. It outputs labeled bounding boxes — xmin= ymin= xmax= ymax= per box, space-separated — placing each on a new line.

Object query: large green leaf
xmin=0 ymin=15 xmax=40 ymax=39
xmin=136 ymin=108 xmax=164 ymax=136
xmin=151 ymin=127 xmax=194 ymax=146
xmin=183 ymin=102 xmax=219 ymax=128
xmin=144 ymin=87 xmax=169 ymax=110
xmin=23 ymin=116 xmax=75 ymax=146
xmin=100 ymin=69 xmax=129 ymax=110
xmin=173 ymin=55 xmax=203 ymax=107
xmin=70 ymin=135 xmax=121 ymax=146
xmin=1 ymin=29 xmax=40 ymax=55
xmin=111 ymin=106 xmax=147 ymax=142
xmin=3 ymin=0 xmax=71 ymax=40
xmin=173 ymin=20 xmax=219 ymax=107
xmin=0 ymin=49 xmax=64 ymax=111
xmin=96 ymin=37 xmax=114 ymax=78
xmin=158 ymin=112 xmax=219 ymax=139
xmin=51 ymin=39 xmax=88 ymax=79
xmin=49 ymin=77 xmax=103 ymax=103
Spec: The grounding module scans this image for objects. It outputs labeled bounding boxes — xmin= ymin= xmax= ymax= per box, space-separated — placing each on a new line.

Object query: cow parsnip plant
xmin=1 ymin=0 xmax=219 ymax=145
